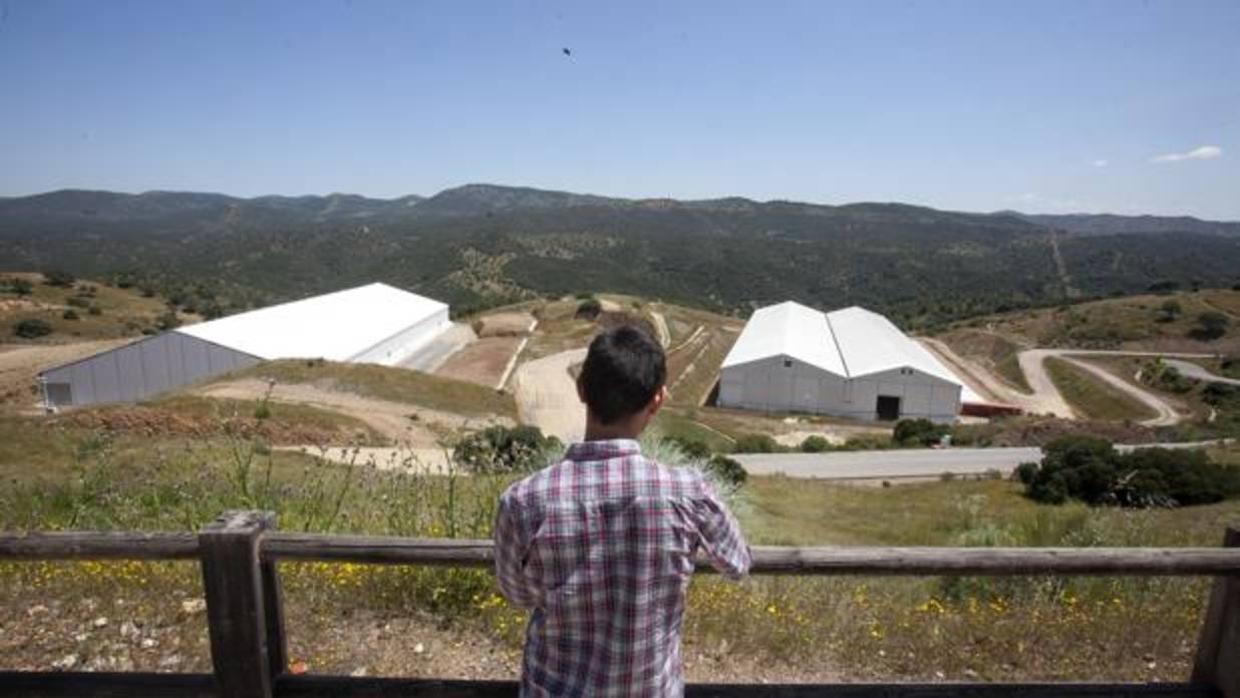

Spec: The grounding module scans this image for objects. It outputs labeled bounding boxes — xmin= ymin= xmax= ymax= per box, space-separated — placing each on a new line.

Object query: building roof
xmin=719 ymin=301 xmax=847 ymax=376
xmin=175 ymin=282 xmax=447 ymax=361
xmin=722 ymin=300 xmax=966 ymax=387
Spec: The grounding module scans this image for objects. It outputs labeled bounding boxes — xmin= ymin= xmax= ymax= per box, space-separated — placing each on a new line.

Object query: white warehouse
xmin=38 ymin=282 xmax=451 ymax=409
xmin=718 ymin=301 xmax=970 ymax=422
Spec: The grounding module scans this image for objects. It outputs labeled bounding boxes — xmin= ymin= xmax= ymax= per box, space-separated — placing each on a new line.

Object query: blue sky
xmin=2 ymin=0 xmax=1236 ymax=218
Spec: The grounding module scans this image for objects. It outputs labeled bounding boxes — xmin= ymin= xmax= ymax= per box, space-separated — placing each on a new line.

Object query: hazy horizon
xmin=3 ymin=1 xmax=1236 ymax=218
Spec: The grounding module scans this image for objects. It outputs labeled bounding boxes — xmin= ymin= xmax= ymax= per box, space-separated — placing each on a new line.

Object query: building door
xmin=876 ymin=395 xmax=901 ymax=421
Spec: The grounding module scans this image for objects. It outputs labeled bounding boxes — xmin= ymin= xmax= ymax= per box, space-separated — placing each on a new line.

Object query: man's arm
xmin=493 ymin=492 xmax=543 ymax=609
xmin=693 ymin=479 xmax=752 ymax=580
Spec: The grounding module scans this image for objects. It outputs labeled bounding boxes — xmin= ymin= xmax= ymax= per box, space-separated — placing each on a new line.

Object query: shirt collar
xmin=564 ymin=439 xmax=642 ymax=461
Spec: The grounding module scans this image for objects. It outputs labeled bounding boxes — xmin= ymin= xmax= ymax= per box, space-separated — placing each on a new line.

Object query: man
xmin=494 ymin=325 xmax=751 ymax=697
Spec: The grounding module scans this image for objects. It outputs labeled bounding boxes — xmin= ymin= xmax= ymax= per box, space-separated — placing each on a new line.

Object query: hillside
xmin=3 ymin=186 xmax=1240 ymax=329
xmin=941 ymin=288 xmax=1240 ymax=354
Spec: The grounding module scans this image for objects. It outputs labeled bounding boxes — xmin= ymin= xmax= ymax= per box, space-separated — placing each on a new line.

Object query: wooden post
xmin=199 ymin=511 xmax=284 ymax=698
xmin=1193 ymin=526 xmax=1240 ymax=697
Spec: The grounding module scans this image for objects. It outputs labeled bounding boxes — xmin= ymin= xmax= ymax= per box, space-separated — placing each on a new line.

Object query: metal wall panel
xmin=39 ymin=332 xmax=260 ymax=409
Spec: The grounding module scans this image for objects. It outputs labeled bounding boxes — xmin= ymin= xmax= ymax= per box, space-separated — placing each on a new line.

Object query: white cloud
xmin=1092 ymin=159 xmax=1108 ymax=168
xmin=1150 ymin=145 xmax=1223 ymax=163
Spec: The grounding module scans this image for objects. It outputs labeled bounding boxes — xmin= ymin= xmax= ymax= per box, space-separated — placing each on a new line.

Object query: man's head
xmin=577 ymin=325 xmax=667 ymax=437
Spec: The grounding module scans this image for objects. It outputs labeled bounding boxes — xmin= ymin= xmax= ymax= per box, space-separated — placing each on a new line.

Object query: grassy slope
xmin=742 ymin=466 xmax=1240 ymax=547
xmin=943 ymin=288 xmax=1240 ymax=353
xmin=1 ymin=272 xmax=197 ymax=342
xmin=225 ymin=359 xmax=517 ymax=418
xmin=1044 ymin=357 xmax=1158 ymax=422
xmin=936 ymin=328 xmax=1032 ymax=393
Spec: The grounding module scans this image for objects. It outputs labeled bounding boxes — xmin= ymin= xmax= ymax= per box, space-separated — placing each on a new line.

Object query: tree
xmin=1156 ymin=299 xmax=1182 ymax=323
xmin=1020 ymin=435 xmax=1239 ymax=507
xmin=155 ymin=310 xmax=181 ymax=331
xmin=42 ymin=269 xmax=75 ymax=287
xmin=5 ymin=278 xmax=33 ymax=296
xmin=1189 ymin=311 xmax=1229 ymax=341
xmin=13 ymin=319 xmax=53 ymax=339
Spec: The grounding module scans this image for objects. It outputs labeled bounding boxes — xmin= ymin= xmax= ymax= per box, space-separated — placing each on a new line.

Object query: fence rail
xmin=1 ymin=511 xmax=1238 ymax=698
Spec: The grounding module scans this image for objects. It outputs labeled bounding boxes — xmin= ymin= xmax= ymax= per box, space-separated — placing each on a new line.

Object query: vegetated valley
xmin=3 ymin=184 xmax=1239 ymax=328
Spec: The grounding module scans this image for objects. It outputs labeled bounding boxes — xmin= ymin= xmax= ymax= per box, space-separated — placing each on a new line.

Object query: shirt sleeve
xmin=493 ymin=491 xmax=543 ymax=609
xmin=692 ymin=478 xmax=752 ymax=580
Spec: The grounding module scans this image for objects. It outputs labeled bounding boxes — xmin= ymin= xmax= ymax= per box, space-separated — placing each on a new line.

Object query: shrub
xmin=732 ymin=433 xmax=782 ymax=453
xmin=1143 ymin=359 xmax=1192 ymax=393
xmin=704 ymin=454 xmax=747 ymax=487
xmin=665 ymin=435 xmax=712 ymax=460
xmin=893 ymin=418 xmax=949 ymax=447
xmin=1155 ymin=299 xmax=1182 ymax=323
xmin=66 ymin=295 xmax=91 ymax=308
xmin=4 ymin=278 xmax=33 ymax=296
xmin=42 ymin=269 xmax=75 ymax=287
xmin=799 ymin=435 xmax=832 ymax=453
xmin=155 ymin=310 xmax=181 ymax=331
xmin=1189 ymin=311 xmax=1229 ymax=341
xmin=62 ymin=309 xmax=80 ymax=320
xmin=454 ymin=425 xmax=562 ymax=474
xmin=1020 ymin=435 xmax=1239 ymax=507
xmin=13 ymin=319 xmax=53 ymax=338
xmin=87 ymin=305 xmax=103 ymax=316
xmin=575 ymin=298 xmax=602 ymax=320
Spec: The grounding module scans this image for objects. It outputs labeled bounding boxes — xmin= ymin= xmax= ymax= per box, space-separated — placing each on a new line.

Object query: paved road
xmin=733 ymin=441 xmax=1225 ymax=480
xmin=1166 ymin=359 xmax=1240 ymax=387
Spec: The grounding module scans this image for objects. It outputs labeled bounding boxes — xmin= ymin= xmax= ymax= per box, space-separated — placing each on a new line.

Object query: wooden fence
xmin=1 ymin=510 xmax=1238 ymax=698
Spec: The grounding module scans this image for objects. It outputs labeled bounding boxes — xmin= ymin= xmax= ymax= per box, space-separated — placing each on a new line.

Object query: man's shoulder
xmin=500 ymin=454 xmax=710 ymax=506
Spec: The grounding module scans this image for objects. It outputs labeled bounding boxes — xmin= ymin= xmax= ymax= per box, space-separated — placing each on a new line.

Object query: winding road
xmin=920 ymin=338 xmax=1214 ymax=427
xmin=1165 ymin=359 xmax=1240 ymax=387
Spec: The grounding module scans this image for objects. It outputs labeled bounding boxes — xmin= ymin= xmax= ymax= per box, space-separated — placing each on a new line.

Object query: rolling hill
xmin=2 ymin=184 xmax=1239 ymax=329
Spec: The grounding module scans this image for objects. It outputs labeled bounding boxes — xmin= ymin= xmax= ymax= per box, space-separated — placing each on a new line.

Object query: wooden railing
xmin=1 ymin=511 xmax=1238 ymax=697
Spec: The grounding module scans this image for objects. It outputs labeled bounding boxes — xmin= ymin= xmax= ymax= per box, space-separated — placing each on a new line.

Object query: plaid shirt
xmin=494 ymin=439 xmax=751 ymax=697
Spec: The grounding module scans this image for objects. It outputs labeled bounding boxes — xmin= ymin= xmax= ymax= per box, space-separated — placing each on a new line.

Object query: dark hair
xmin=579 ymin=325 xmax=666 ymax=424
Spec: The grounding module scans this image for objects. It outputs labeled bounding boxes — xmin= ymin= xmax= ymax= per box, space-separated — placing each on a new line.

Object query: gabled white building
xmin=38 ymin=282 xmax=450 ymax=409
xmin=717 ymin=301 xmax=967 ymax=422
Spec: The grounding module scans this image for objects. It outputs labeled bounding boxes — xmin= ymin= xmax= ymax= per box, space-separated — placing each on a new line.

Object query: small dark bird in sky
xmin=562 ymin=47 xmax=572 ymax=56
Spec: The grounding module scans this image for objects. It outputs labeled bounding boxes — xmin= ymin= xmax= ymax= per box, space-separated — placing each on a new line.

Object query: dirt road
xmin=1166 ymin=359 xmax=1240 ymax=387
xmin=510 ymin=348 xmax=586 ymax=442
xmin=921 ymin=338 xmax=1207 ymax=426
xmin=197 ymin=379 xmax=509 ymax=447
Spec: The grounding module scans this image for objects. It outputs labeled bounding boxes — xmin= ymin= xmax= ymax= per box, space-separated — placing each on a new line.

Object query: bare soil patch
xmin=436 ymin=336 xmax=525 ymax=388
xmin=474 ymin=312 xmax=535 ymax=338
xmin=197 ymin=379 xmax=510 ymax=447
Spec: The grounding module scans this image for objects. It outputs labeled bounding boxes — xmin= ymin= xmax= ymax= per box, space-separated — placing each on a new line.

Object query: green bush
xmin=454 ymin=425 xmax=562 ymax=474
xmin=665 ymin=435 xmax=712 ymax=460
xmin=13 ymin=319 xmax=53 ymax=339
xmin=3 ymin=278 xmax=33 ymax=296
xmin=732 ymin=433 xmax=782 ymax=453
xmin=42 ymin=269 xmax=75 ymax=287
xmin=1189 ymin=311 xmax=1229 ymax=341
xmin=893 ymin=418 xmax=949 ymax=447
xmin=1020 ymin=435 xmax=1239 ymax=508
xmin=575 ymin=297 xmax=602 ymax=319
xmin=87 ymin=305 xmax=103 ymax=316
xmin=62 ymin=309 xmax=80 ymax=320
xmin=66 ymin=296 xmax=91 ymax=308
xmin=704 ymin=454 xmax=747 ymax=487
xmin=1143 ymin=359 xmax=1193 ymax=393
xmin=799 ymin=435 xmax=832 ymax=453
